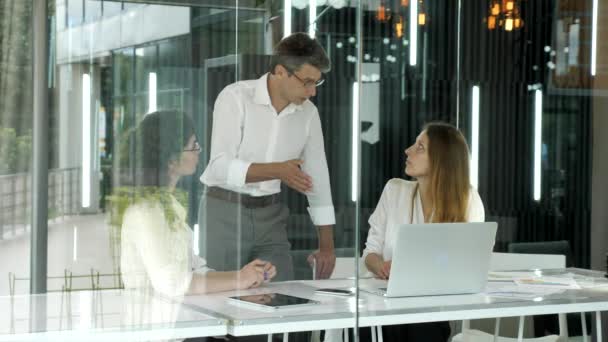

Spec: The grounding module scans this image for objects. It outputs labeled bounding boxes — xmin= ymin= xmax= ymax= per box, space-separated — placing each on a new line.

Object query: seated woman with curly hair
xmin=117 ymin=110 xmax=276 ymax=298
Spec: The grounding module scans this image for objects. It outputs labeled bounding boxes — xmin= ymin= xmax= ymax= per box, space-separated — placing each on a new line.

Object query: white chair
xmin=451 ymin=252 xmax=578 ymax=342
xmin=311 ymin=257 xmax=381 ymax=342
xmin=456 ymin=329 xmax=567 ymax=342
xmin=490 ymin=252 xmax=565 ymax=271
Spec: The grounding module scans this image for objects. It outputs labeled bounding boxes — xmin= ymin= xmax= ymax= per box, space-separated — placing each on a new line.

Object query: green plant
xmin=105 ymin=186 xmax=188 ymax=231
xmin=15 ymin=130 xmax=32 ymax=172
xmin=0 ymin=127 xmax=17 ymax=174
xmin=0 ymin=127 xmax=32 ymax=175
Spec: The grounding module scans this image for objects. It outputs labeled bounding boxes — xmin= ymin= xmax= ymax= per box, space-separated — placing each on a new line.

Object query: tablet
xmin=227 ymin=293 xmax=319 ymax=311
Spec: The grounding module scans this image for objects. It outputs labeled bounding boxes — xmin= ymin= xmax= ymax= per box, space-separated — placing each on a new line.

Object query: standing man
xmin=198 ymin=33 xmax=336 ymax=281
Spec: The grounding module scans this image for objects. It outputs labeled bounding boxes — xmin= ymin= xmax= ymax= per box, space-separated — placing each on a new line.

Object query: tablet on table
xmin=227 ymin=293 xmax=319 ymax=311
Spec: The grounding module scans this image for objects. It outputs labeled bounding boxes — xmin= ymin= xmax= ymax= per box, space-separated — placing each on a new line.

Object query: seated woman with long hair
xmin=117 ymin=110 xmax=276 ymax=297
xmin=362 ymin=122 xmax=485 ymax=342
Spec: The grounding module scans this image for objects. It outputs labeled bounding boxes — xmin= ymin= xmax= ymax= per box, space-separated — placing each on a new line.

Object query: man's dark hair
xmin=269 ymin=32 xmax=331 ymax=74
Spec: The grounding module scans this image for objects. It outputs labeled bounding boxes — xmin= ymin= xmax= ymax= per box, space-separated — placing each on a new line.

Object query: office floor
xmin=0 ymin=213 xmax=116 ymax=296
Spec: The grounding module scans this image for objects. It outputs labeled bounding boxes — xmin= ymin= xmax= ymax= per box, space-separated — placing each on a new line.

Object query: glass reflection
xmin=115 ymin=110 xmax=275 ymax=298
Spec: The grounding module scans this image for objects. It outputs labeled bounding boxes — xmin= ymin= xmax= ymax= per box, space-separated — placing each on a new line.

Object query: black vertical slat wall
xmin=275 ymin=0 xmax=592 ymax=265
xmin=459 ymin=0 xmax=591 ymax=266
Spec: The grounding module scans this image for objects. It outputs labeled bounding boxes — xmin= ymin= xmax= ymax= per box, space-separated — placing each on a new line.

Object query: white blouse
xmin=121 ymin=195 xmax=212 ymax=297
xmin=362 ymin=178 xmax=486 ymax=265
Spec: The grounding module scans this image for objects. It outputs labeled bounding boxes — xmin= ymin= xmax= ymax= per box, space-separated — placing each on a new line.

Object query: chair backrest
xmin=508 ymin=241 xmax=573 ymax=267
xmin=490 ymin=252 xmax=565 ymax=271
xmin=331 ymin=257 xmax=356 ymax=279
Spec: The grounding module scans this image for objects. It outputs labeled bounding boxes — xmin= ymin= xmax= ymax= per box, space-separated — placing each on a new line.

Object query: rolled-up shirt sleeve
xmin=362 ymin=181 xmax=392 ymax=263
xmin=191 ymin=254 xmax=214 ymax=275
xmin=201 ymin=87 xmax=252 ymax=187
xmin=302 ymin=109 xmax=336 ymax=226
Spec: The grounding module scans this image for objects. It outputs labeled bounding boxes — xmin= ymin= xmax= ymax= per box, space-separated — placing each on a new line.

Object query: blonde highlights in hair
xmin=422 ymin=122 xmax=471 ymax=223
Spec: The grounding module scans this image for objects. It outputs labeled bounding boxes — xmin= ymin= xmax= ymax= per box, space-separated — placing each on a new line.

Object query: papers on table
xmin=489 ymin=271 xmax=579 ymax=288
xmin=489 ymin=270 xmax=608 ymax=288
xmin=514 ymin=276 xmax=579 ymax=289
xmin=485 ymin=271 xmax=580 ymax=300
xmin=485 ymin=281 xmax=565 ymax=299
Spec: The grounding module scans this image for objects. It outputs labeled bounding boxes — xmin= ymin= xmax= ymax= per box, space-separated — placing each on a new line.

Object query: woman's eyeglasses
xmin=183 ymin=141 xmax=201 ymax=152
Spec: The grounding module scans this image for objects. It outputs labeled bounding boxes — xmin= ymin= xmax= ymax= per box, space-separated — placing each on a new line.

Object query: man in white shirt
xmin=198 ymin=33 xmax=336 ymax=281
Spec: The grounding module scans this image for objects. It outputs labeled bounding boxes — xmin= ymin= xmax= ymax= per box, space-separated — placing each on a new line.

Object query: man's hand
xmin=307 ymin=249 xmax=336 ymax=280
xmin=278 ymin=159 xmax=313 ymax=194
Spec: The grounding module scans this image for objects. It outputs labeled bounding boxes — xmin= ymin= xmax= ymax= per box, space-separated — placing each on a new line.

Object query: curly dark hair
xmin=269 ymin=32 xmax=331 ymax=74
xmin=121 ymin=110 xmax=196 ymax=187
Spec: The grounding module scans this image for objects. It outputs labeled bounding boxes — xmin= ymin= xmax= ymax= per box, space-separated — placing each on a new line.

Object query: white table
xmin=183 ymin=268 xmax=608 ymax=338
xmin=0 ymin=289 xmax=227 ymax=341
xmin=3 ymin=268 xmax=607 ymax=341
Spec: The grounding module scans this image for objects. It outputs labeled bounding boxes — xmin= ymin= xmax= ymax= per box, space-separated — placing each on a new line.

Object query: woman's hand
xmin=237 ymin=259 xmax=276 ymax=289
xmin=366 ymin=254 xmax=391 ymax=280
xmin=378 ymin=260 xmax=391 ymax=280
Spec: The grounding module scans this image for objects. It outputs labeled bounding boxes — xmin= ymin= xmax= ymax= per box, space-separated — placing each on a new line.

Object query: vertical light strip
xmin=351 ymin=82 xmax=360 ymax=202
xmin=73 ymin=226 xmax=78 ymax=261
xmin=409 ymin=0 xmax=418 ymax=66
xmin=82 ymin=73 xmax=91 ymax=208
xmin=471 ymin=86 xmax=480 ymax=189
xmin=284 ymin=0 xmax=292 ymax=38
xmin=309 ymin=0 xmax=317 ymax=38
xmin=534 ymin=90 xmax=543 ymax=201
xmin=193 ymin=224 xmax=200 ymax=256
xmin=148 ymin=72 xmax=157 ymax=113
xmin=591 ymin=0 xmax=598 ymax=76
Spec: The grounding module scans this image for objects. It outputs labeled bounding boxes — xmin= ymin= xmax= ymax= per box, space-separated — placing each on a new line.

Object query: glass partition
xmin=1 ymin=0 xmax=607 ymax=340
xmin=357 ymin=0 xmax=602 ymax=340
xmin=46 ymin=0 xmax=361 ymax=339
xmin=0 ymin=0 xmax=33 ymax=296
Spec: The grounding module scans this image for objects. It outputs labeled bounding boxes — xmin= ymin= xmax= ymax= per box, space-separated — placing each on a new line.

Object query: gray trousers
xmin=197 ymin=194 xmax=294 ymax=281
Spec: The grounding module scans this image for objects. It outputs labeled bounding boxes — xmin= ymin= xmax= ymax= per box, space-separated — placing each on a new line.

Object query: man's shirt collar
xmin=254 ymin=73 xmax=304 ymax=114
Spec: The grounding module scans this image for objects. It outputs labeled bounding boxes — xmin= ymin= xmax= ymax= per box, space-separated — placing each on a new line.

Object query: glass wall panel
xmin=3 ymin=0 xmax=607 ymax=339
xmin=356 ymin=0 xmax=606 ymax=340
xmin=46 ymin=0 xmax=359 ymax=338
xmin=0 ymin=0 xmax=33 ymax=296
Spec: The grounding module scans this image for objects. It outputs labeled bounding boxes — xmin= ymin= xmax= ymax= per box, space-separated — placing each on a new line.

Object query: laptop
xmin=362 ymin=222 xmax=497 ymax=297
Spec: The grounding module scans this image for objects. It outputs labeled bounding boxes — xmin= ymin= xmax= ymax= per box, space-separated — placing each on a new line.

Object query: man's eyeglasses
xmin=184 ymin=141 xmax=201 ymax=152
xmin=289 ymin=71 xmax=325 ymax=88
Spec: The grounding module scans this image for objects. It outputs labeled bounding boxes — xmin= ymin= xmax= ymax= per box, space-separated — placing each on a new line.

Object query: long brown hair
xmin=411 ymin=122 xmax=471 ymax=223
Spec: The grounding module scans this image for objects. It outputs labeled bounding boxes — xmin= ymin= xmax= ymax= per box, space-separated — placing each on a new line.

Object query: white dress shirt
xmin=200 ymin=73 xmax=335 ymax=226
xmin=121 ymin=195 xmax=212 ymax=297
xmin=362 ymin=178 xmax=486 ymax=265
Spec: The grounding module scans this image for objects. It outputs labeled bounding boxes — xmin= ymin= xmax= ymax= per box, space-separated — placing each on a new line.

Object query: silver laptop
xmin=362 ymin=222 xmax=497 ymax=297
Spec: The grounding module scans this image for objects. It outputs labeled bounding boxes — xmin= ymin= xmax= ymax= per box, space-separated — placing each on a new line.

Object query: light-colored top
xmin=121 ymin=195 xmax=212 ymax=297
xmin=200 ymin=73 xmax=335 ymax=226
xmin=362 ymin=178 xmax=486 ymax=264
